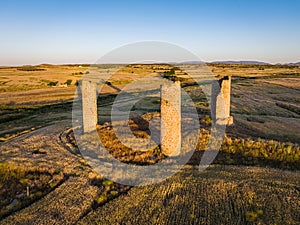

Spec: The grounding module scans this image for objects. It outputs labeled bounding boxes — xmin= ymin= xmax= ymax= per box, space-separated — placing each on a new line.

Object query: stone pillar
xmin=82 ymin=80 xmax=98 ymax=133
xmin=160 ymin=81 xmax=181 ymax=156
xmin=222 ymin=76 xmax=233 ymax=125
xmin=211 ymin=76 xmax=233 ymax=125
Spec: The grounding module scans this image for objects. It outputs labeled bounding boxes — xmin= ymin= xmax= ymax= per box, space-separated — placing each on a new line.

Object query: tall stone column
xmin=81 ymin=80 xmax=98 ymax=133
xmin=222 ymin=76 xmax=233 ymax=124
xmin=211 ymin=76 xmax=233 ymax=125
xmin=160 ymin=81 xmax=181 ymax=156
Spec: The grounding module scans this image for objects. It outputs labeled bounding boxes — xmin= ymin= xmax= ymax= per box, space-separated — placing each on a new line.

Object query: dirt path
xmin=0 ymin=122 xmax=100 ymax=224
xmin=0 ymin=120 xmax=79 ymax=173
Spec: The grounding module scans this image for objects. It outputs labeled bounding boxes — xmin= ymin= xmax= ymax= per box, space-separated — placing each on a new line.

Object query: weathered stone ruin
xmin=80 ymin=76 xmax=232 ymax=156
xmin=160 ymin=81 xmax=181 ymax=156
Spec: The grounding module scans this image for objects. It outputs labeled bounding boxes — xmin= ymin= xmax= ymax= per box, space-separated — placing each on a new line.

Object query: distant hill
xmin=284 ymin=62 xmax=300 ymax=66
xmin=171 ymin=60 xmax=270 ymax=65
xmin=170 ymin=61 xmax=204 ymax=65
xmin=174 ymin=60 xmax=300 ymax=66
xmin=209 ymin=60 xmax=271 ymax=65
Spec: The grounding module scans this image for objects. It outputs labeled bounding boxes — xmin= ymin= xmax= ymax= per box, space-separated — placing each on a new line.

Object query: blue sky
xmin=1 ymin=0 xmax=300 ymax=65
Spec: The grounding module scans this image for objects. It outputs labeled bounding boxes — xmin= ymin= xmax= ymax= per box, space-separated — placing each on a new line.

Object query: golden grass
xmin=0 ymin=162 xmax=63 ymax=219
xmin=78 ymin=165 xmax=300 ymax=225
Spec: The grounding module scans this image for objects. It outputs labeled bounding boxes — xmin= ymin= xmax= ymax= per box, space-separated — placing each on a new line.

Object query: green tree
xmin=64 ymin=79 xmax=72 ymax=86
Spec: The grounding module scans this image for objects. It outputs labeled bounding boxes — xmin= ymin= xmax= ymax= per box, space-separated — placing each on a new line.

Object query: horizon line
xmin=1 ymin=60 xmax=300 ymax=67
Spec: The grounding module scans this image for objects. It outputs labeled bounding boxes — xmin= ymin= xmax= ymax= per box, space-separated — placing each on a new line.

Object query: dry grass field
xmin=0 ymin=63 xmax=299 ymax=224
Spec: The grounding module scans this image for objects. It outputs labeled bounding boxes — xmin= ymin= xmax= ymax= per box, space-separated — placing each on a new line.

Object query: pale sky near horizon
xmin=1 ymin=0 xmax=300 ymax=65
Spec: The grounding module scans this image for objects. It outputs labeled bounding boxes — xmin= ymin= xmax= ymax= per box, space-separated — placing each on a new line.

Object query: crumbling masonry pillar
xmin=82 ymin=80 xmax=98 ymax=133
xmin=211 ymin=76 xmax=233 ymax=125
xmin=160 ymin=81 xmax=181 ymax=156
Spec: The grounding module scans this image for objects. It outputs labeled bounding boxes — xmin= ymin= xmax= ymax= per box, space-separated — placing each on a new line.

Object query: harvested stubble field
xmin=0 ymin=64 xmax=300 ymax=224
